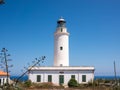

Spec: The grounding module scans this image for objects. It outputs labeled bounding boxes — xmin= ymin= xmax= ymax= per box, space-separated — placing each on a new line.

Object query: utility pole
xmin=114 ymin=61 xmax=117 ymax=84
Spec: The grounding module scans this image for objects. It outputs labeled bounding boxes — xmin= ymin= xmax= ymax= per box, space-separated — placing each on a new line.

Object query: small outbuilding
xmin=0 ymin=70 xmax=10 ymax=86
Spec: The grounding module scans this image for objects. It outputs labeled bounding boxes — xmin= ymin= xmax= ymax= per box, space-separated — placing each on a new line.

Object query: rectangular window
xmin=59 ymin=75 xmax=64 ymax=85
xmin=48 ymin=75 xmax=52 ymax=82
xmin=37 ymin=75 xmax=41 ymax=82
xmin=82 ymin=75 xmax=86 ymax=82
xmin=71 ymin=75 xmax=75 ymax=79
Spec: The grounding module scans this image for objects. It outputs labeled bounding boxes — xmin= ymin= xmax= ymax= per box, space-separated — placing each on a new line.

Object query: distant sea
xmin=10 ymin=75 xmax=28 ymax=81
xmin=10 ymin=75 xmax=120 ymax=82
xmin=94 ymin=76 xmax=120 ymax=80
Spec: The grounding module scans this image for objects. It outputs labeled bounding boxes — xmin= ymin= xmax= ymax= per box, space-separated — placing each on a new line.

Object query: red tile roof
xmin=0 ymin=70 xmax=9 ymax=76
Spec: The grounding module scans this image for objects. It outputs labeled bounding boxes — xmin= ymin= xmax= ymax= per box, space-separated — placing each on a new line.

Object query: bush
xmin=68 ymin=78 xmax=78 ymax=87
xmin=24 ymin=80 xmax=32 ymax=87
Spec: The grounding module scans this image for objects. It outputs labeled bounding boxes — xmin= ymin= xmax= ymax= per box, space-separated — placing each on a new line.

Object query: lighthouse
xmin=54 ymin=17 xmax=69 ymax=66
xmin=29 ymin=18 xmax=95 ymax=86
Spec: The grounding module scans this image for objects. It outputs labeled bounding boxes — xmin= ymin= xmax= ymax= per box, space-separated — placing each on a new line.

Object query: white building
xmin=0 ymin=70 xmax=10 ymax=86
xmin=28 ymin=18 xmax=95 ymax=86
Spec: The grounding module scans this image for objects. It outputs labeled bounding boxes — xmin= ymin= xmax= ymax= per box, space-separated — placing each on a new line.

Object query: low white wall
xmin=29 ymin=70 xmax=94 ymax=86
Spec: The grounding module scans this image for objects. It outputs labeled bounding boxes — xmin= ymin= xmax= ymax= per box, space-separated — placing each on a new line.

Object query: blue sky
xmin=0 ymin=0 xmax=120 ymax=76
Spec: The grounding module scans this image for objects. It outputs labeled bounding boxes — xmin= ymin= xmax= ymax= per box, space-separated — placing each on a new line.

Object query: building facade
xmin=29 ymin=67 xmax=94 ymax=85
xmin=29 ymin=18 xmax=95 ymax=86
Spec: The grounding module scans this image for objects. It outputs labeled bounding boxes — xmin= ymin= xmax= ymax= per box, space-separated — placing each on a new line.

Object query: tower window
xmin=60 ymin=47 xmax=63 ymax=50
xmin=60 ymin=64 xmax=63 ymax=66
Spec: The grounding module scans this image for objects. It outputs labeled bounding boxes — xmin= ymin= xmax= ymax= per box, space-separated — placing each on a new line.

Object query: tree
xmin=68 ymin=78 xmax=78 ymax=87
xmin=0 ymin=0 xmax=5 ymax=4
xmin=0 ymin=48 xmax=13 ymax=89
xmin=15 ymin=56 xmax=46 ymax=86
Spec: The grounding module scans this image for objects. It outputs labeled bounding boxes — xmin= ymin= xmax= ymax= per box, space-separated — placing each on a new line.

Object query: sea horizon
xmin=10 ymin=75 xmax=120 ymax=82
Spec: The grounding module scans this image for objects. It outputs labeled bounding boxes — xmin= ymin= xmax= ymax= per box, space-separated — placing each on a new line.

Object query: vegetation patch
xmin=68 ymin=78 xmax=78 ymax=87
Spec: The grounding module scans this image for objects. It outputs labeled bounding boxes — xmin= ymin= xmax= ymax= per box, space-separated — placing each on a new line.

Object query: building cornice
xmin=29 ymin=66 xmax=95 ymax=71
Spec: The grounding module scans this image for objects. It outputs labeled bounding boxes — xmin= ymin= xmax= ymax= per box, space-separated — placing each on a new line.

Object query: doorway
xmin=59 ymin=75 xmax=64 ymax=85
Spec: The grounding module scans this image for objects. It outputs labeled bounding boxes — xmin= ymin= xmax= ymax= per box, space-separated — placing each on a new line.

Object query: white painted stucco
xmin=54 ymin=26 xmax=69 ymax=66
xmin=0 ymin=76 xmax=10 ymax=86
xmin=29 ymin=66 xmax=94 ymax=85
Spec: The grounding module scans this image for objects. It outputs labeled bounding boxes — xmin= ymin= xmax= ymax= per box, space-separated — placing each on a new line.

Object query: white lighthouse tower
xmin=54 ymin=17 xmax=69 ymax=66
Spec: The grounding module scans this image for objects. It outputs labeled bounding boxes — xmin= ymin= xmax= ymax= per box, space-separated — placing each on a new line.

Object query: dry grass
xmin=24 ymin=86 xmax=111 ymax=90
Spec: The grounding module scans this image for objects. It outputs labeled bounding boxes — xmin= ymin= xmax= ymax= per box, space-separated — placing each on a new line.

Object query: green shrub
xmin=68 ymin=78 xmax=78 ymax=87
xmin=24 ymin=80 xmax=32 ymax=87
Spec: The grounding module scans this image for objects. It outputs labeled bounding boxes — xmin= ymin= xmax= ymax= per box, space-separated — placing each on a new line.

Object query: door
xmin=59 ymin=75 xmax=64 ymax=85
xmin=48 ymin=75 xmax=52 ymax=82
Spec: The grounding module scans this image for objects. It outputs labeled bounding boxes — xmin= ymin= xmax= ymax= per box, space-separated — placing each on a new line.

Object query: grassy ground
xmin=0 ymin=85 xmax=117 ymax=90
xmin=1 ymin=79 xmax=120 ymax=90
xmin=24 ymin=88 xmax=111 ymax=90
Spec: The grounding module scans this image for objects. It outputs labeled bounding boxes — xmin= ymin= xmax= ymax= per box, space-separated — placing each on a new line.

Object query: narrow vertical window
xmin=48 ymin=75 xmax=52 ymax=82
xmin=82 ymin=75 xmax=86 ymax=82
xmin=60 ymin=47 xmax=63 ymax=50
xmin=2 ymin=78 xmax=4 ymax=85
xmin=71 ymin=75 xmax=75 ymax=79
xmin=37 ymin=75 xmax=41 ymax=82
xmin=61 ymin=28 xmax=63 ymax=32
xmin=0 ymin=79 xmax=1 ymax=85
